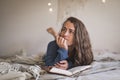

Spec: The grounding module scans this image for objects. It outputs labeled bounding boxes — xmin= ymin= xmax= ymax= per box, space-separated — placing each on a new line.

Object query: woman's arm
xmin=45 ymin=27 xmax=73 ymax=69
xmin=44 ymin=41 xmax=68 ymax=66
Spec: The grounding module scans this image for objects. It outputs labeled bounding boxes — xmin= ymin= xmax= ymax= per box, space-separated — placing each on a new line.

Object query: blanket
xmin=0 ymin=49 xmax=120 ymax=80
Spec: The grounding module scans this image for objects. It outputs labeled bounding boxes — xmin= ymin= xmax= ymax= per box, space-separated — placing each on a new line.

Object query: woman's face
xmin=60 ymin=21 xmax=75 ymax=46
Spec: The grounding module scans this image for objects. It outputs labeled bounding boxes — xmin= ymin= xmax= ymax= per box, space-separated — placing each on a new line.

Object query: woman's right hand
xmin=56 ymin=36 xmax=68 ymax=50
xmin=54 ymin=60 xmax=68 ymax=70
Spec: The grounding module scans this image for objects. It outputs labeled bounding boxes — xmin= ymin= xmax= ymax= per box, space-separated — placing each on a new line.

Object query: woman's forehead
xmin=63 ymin=21 xmax=75 ymax=30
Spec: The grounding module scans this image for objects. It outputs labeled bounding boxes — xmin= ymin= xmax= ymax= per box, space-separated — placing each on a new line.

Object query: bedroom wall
xmin=0 ymin=0 xmax=120 ymax=56
xmin=0 ymin=0 xmax=58 ymax=56
xmin=81 ymin=0 xmax=120 ymax=53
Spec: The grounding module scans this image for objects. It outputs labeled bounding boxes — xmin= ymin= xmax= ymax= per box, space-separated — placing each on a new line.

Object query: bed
xmin=0 ymin=49 xmax=120 ymax=80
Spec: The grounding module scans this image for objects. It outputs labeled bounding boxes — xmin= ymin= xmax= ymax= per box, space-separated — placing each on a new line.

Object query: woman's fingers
xmin=54 ymin=60 xmax=68 ymax=70
xmin=56 ymin=36 xmax=68 ymax=50
xmin=59 ymin=60 xmax=67 ymax=64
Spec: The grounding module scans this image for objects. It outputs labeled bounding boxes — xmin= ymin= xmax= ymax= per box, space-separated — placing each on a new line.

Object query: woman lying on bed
xmin=44 ymin=17 xmax=93 ymax=70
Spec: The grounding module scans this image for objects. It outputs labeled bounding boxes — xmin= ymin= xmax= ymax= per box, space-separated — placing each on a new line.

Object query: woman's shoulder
xmin=48 ymin=40 xmax=56 ymax=44
xmin=48 ymin=40 xmax=57 ymax=46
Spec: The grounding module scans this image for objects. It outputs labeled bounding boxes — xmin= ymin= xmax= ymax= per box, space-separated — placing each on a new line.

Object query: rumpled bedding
xmin=39 ymin=61 xmax=120 ymax=80
xmin=40 ymin=50 xmax=120 ymax=80
xmin=0 ymin=54 xmax=45 ymax=80
xmin=0 ymin=62 xmax=31 ymax=80
xmin=0 ymin=62 xmax=43 ymax=80
xmin=0 ymin=49 xmax=120 ymax=80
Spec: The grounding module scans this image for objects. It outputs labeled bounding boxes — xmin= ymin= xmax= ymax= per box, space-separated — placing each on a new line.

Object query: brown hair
xmin=62 ymin=17 xmax=93 ymax=66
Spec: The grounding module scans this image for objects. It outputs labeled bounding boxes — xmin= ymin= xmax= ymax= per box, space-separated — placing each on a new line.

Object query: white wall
xmin=0 ymin=0 xmax=58 ymax=56
xmin=79 ymin=0 xmax=120 ymax=53
xmin=0 ymin=0 xmax=120 ymax=56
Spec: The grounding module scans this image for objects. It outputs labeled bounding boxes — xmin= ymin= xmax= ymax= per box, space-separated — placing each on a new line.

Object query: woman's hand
xmin=56 ymin=36 xmax=68 ymax=50
xmin=54 ymin=60 xmax=68 ymax=70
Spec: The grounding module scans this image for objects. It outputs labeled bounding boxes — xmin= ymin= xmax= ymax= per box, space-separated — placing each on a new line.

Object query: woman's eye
xmin=62 ymin=28 xmax=66 ymax=32
xmin=69 ymin=30 xmax=74 ymax=34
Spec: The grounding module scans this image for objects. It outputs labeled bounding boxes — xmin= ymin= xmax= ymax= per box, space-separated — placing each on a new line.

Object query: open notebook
xmin=49 ymin=65 xmax=92 ymax=76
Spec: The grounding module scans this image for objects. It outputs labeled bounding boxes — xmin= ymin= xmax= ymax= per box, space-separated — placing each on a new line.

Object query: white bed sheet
xmin=0 ymin=49 xmax=120 ymax=80
xmin=40 ymin=61 xmax=120 ymax=80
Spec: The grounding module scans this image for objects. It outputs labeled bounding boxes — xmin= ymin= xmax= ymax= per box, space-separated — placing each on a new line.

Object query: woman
xmin=44 ymin=17 xmax=93 ymax=70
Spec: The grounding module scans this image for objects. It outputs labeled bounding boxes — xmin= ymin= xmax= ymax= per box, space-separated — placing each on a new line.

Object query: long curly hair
xmin=62 ymin=17 xmax=93 ymax=66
